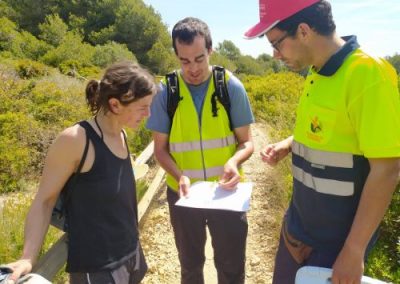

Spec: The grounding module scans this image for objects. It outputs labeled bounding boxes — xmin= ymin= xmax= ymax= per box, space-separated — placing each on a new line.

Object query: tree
xmin=3 ymin=0 xmax=57 ymax=34
xmin=145 ymin=41 xmax=177 ymax=75
xmin=0 ymin=17 xmax=50 ymax=60
xmin=210 ymin=52 xmax=237 ymax=72
xmin=236 ymin=55 xmax=264 ymax=75
xmin=386 ymin=53 xmax=400 ymax=74
xmin=39 ymin=14 xmax=68 ymax=46
xmin=113 ymin=0 xmax=171 ymax=68
xmin=216 ymin=40 xmax=241 ymax=62
xmin=41 ymin=31 xmax=95 ymax=68
xmin=0 ymin=1 xmax=16 ymax=19
xmin=92 ymin=41 xmax=136 ymax=68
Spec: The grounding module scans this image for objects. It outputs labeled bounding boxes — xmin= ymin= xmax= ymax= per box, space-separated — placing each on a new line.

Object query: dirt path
xmin=140 ymin=123 xmax=283 ymax=283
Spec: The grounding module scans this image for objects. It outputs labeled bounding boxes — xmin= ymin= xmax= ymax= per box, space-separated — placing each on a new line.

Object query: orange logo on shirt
xmin=310 ymin=116 xmax=322 ymax=133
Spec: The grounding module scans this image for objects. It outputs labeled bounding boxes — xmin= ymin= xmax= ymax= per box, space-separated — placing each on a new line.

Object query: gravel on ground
xmin=140 ymin=123 xmax=285 ymax=284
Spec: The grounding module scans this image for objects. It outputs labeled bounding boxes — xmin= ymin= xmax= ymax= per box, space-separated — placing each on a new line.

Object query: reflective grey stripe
xmin=170 ymin=135 xmax=236 ymax=153
xmin=86 ymin=273 xmax=92 ymax=284
xmin=183 ymin=166 xmax=224 ymax=179
xmin=293 ymin=165 xmax=354 ymax=196
xmin=292 ymin=141 xmax=353 ymax=168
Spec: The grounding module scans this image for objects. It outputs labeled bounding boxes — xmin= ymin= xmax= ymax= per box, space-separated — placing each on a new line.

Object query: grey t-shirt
xmin=146 ymin=71 xmax=254 ymax=134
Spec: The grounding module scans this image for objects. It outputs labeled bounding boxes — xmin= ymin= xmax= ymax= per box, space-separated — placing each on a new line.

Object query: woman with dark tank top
xmin=5 ymin=62 xmax=157 ymax=284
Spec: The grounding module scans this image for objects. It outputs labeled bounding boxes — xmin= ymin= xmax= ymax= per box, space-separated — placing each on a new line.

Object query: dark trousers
xmin=167 ymin=188 xmax=248 ymax=284
xmin=272 ymin=223 xmax=377 ymax=284
xmin=272 ymin=230 xmax=339 ymax=284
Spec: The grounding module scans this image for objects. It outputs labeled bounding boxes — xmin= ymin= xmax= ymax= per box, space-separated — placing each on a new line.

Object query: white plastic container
xmin=295 ymin=266 xmax=388 ymax=284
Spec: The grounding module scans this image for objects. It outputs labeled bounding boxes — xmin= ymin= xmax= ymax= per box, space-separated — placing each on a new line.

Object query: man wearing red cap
xmin=245 ymin=0 xmax=400 ymax=284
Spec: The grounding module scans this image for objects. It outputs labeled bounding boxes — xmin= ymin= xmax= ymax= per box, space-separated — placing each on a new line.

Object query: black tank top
xmin=65 ymin=121 xmax=139 ymax=272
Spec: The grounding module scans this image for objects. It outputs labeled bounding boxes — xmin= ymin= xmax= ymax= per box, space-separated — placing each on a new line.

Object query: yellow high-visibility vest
xmin=166 ymin=71 xmax=239 ymax=191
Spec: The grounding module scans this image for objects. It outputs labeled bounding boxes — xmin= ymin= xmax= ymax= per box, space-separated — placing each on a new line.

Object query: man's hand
xmin=331 ymin=244 xmax=364 ymax=284
xmin=260 ymin=137 xmax=292 ymax=166
xmin=219 ymin=159 xmax=240 ymax=190
xmin=178 ymin=175 xmax=191 ymax=197
xmin=4 ymin=259 xmax=33 ymax=284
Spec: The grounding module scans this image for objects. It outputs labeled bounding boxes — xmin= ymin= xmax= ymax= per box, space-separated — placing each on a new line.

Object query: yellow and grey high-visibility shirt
xmin=166 ymin=71 xmax=240 ymax=191
xmin=288 ymin=36 xmax=400 ymax=252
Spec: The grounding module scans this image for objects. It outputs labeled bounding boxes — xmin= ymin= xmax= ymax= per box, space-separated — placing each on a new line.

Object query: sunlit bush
xmin=15 ymin=59 xmax=50 ymax=78
xmin=92 ymin=41 xmax=136 ymax=68
xmin=244 ymin=72 xmax=304 ymax=139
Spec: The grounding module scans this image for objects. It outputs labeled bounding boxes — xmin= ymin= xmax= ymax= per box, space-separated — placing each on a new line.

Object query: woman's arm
xmin=7 ymin=124 xmax=86 ymax=281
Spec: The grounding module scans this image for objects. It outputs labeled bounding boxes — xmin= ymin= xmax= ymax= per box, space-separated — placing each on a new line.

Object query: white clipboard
xmin=295 ymin=266 xmax=388 ymax=284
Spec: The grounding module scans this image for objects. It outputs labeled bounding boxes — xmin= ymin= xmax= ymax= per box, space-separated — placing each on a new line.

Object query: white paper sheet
xmin=175 ymin=181 xmax=253 ymax=212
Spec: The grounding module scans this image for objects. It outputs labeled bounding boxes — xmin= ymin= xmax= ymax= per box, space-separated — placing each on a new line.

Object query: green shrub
xmin=41 ymin=32 xmax=95 ymax=68
xmin=92 ymin=41 xmax=136 ymax=68
xmin=0 ymin=112 xmax=39 ymax=192
xmin=0 ymin=71 xmax=89 ymax=193
xmin=0 ymin=17 xmax=20 ymax=51
xmin=75 ymin=65 xmax=101 ymax=79
xmin=145 ymin=41 xmax=178 ymax=75
xmin=59 ymin=59 xmax=100 ymax=79
xmin=126 ymin=121 xmax=152 ymax=155
xmin=38 ymin=14 xmax=68 ymax=47
xmin=18 ymin=31 xmax=51 ymax=60
xmin=15 ymin=59 xmax=50 ymax=78
xmin=29 ymin=80 xmax=88 ymax=126
xmin=365 ymin=185 xmax=400 ymax=283
xmin=244 ymin=72 xmax=304 ymax=139
xmin=0 ymin=17 xmax=51 ymax=60
xmin=0 ymin=192 xmax=66 ymax=282
xmin=136 ymin=180 xmax=148 ymax=202
xmin=210 ymin=52 xmax=237 ymax=73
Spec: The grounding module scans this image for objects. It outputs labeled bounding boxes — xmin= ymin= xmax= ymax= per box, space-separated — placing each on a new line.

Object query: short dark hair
xmin=276 ymin=0 xmax=336 ymax=37
xmin=85 ymin=62 xmax=157 ymax=115
xmin=172 ymin=17 xmax=212 ymax=54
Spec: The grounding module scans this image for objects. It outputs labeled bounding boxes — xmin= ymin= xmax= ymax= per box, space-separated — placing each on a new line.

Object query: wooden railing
xmin=32 ymin=141 xmax=165 ymax=281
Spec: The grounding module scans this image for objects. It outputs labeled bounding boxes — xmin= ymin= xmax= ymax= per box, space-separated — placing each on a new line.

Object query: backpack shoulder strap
xmin=212 ymin=65 xmax=233 ymax=131
xmin=166 ymin=71 xmax=182 ymax=122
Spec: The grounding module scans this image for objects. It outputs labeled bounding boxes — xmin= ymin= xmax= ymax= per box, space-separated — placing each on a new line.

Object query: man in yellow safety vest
xmin=147 ymin=17 xmax=255 ymax=284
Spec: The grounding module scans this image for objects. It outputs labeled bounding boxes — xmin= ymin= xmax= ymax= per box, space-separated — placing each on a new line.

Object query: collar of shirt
xmin=315 ymin=35 xmax=360 ymax=77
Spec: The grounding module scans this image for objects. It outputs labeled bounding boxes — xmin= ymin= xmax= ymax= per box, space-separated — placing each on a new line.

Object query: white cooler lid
xmin=295 ymin=266 xmax=388 ymax=284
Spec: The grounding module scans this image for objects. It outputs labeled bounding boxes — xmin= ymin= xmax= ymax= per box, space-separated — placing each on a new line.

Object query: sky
xmin=143 ymin=0 xmax=400 ymax=58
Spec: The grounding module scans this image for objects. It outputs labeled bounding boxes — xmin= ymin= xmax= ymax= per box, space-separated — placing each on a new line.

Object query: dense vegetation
xmin=0 ymin=0 xmax=398 ymax=282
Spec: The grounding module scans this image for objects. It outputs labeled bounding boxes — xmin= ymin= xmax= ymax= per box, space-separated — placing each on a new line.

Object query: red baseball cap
xmin=244 ymin=0 xmax=320 ymax=39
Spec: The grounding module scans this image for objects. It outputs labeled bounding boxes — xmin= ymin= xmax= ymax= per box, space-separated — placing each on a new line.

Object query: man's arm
xmin=332 ymin=157 xmax=400 ymax=284
xmin=219 ymin=125 xmax=254 ymax=189
xmin=152 ymin=131 xmax=190 ymax=196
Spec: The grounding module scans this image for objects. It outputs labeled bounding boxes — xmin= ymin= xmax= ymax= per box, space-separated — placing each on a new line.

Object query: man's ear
xmin=108 ymin=98 xmax=121 ymax=114
xmin=297 ymin=23 xmax=312 ymax=39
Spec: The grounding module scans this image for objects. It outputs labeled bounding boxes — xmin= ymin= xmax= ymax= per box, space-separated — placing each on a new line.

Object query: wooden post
xmin=137 ymin=167 xmax=165 ymax=221
xmin=33 ymin=234 xmax=68 ymax=280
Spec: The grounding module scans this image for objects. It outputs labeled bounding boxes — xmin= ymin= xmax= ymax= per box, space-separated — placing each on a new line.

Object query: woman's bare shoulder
xmin=50 ymin=122 xmax=89 ymax=159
